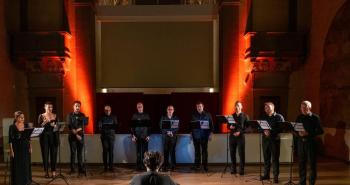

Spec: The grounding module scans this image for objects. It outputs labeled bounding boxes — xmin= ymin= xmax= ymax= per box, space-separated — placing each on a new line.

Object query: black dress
xmin=9 ymin=123 xmax=32 ymax=185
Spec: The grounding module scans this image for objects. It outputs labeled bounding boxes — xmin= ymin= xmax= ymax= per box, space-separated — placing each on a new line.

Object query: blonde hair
xmin=14 ymin=111 xmax=24 ymax=122
xmin=301 ymin=100 xmax=312 ymax=109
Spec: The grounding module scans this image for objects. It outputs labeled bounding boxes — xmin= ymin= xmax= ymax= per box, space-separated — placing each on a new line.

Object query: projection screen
xmin=96 ymin=15 xmax=218 ymax=92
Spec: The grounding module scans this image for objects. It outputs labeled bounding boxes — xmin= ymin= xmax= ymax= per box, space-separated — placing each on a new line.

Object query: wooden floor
xmin=1 ymin=161 xmax=349 ymax=185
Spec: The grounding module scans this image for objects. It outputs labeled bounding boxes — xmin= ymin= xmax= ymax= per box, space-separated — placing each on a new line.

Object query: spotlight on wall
xmin=101 ymin=88 xmax=108 ymax=93
xmin=209 ymin=88 xmax=214 ymax=93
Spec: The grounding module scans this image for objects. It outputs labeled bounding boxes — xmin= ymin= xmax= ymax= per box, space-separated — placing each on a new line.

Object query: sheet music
xmin=53 ymin=122 xmax=66 ymax=132
xmin=257 ymin=120 xmax=271 ymax=130
xmin=225 ymin=115 xmax=236 ymax=124
xmin=30 ymin=127 xmax=44 ymax=138
xmin=200 ymin=120 xmax=210 ymax=129
xmin=102 ymin=121 xmax=113 ymax=125
xmin=291 ymin=122 xmax=305 ymax=132
xmin=171 ymin=120 xmax=179 ymax=129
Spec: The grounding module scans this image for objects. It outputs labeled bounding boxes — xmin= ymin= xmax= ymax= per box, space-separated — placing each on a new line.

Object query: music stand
xmin=47 ymin=122 xmax=69 ymax=185
xmin=216 ymin=115 xmax=234 ymax=177
xmin=27 ymin=127 xmax=44 ymax=185
xmin=189 ymin=120 xmax=200 ymax=130
xmin=80 ymin=116 xmax=91 ymax=177
xmin=244 ymin=120 xmax=271 ymax=185
xmin=161 ymin=120 xmax=171 ymax=130
xmin=281 ymin=122 xmax=305 ymax=185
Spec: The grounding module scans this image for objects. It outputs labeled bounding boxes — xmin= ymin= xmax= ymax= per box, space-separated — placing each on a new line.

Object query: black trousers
xmin=101 ymin=134 xmax=115 ymax=169
xmin=298 ymin=139 xmax=318 ymax=185
xmin=40 ymin=131 xmax=58 ymax=172
xmin=163 ymin=135 xmax=177 ymax=168
xmin=68 ymin=135 xmax=84 ymax=171
xmin=136 ymin=137 xmax=148 ymax=169
xmin=193 ymin=138 xmax=209 ymax=167
xmin=229 ymin=135 xmax=245 ymax=172
xmin=262 ymin=137 xmax=280 ymax=178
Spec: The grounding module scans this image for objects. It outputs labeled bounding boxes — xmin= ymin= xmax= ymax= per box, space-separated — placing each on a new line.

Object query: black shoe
xmin=79 ymin=168 xmax=86 ymax=174
xmin=68 ymin=169 xmax=76 ymax=175
xmin=170 ymin=166 xmax=175 ymax=171
xmin=203 ymin=166 xmax=208 ymax=172
xmin=230 ymin=168 xmax=237 ymax=174
xmin=109 ymin=167 xmax=115 ymax=172
xmin=191 ymin=165 xmax=200 ymax=170
xmin=44 ymin=172 xmax=50 ymax=178
xmin=273 ymin=177 xmax=279 ymax=183
xmin=260 ymin=175 xmax=270 ymax=180
xmin=239 ymin=171 xmax=244 ymax=175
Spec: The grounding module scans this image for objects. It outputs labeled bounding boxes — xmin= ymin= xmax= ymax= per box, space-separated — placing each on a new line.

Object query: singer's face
xmin=73 ymin=103 xmax=81 ymax=112
xmin=167 ymin=106 xmax=174 ymax=116
xmin=104 ymin=106 xmax=111 ymax=115
xmin=235 ymin=103 xmax=242 ymax=112
xmin=45 ymin=104 xmax=53 ymax=113
xmin=137 ymin=103 xmax=143 ymax=113
xmin=16 ymin=114 xmax=25 ymax=123
xmin=264 ymin=104 xmax=274 ymax=115
xmin=300 ymin=104 xmax=309 ymax=115
xmin=196 ymin=104 xmax=204 ymax=113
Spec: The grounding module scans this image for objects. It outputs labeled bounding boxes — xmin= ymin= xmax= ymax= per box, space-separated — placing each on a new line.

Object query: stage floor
xmin=1 ymin=160 xmax=349 ymax=185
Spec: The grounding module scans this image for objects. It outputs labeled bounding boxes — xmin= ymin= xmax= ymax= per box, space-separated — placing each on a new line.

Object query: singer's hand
xmin=209 ymin=133 xmax=213 ymax=141
xmin=264 ymin=130 xmax=270 ymax=137
xmin=233 ymin=132 xmax=241 ymax=137
xmin=298 ymin=131 xmax=308 ymax=137
xmin=230 ymin=125 xmax=235 ymax=130
xmin=76 ymin=135 xmax=82 ymax=141
xmin=167 ymin=131 xmax=173 ymax=137
xmin=146 ymin=136 xmax=150 ymax=142
xmin=132 ymin=135 xmax=137 ymax=142
xmin=10 ymin=150 xmax=14 ymax=158
xmin=72 ymin=129 xmax=77 ymax=134
xmin=41 ymin=116 xmax=49 ymax=126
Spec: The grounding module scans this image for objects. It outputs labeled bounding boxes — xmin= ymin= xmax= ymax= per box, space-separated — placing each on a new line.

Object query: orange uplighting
xmin=64 ymin=0 xmax=95 ymax=133
xmin=221 ymin=0 xmax=253 ymax=133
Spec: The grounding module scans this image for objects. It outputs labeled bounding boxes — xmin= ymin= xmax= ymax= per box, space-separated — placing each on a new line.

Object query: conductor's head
xmin=143 ymin=151 xmax=163 ymax=172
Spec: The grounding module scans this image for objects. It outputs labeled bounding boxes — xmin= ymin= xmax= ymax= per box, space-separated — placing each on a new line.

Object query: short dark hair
xmin=264 ymin=102 xmax=275 ymax=108
xmin=44 ymin=101 xmax=53 ymax=106
xmin=73 ymin=100 xmax=81 ymax=105
xmin=196 ymin=101 xmax=204 ymax=106
xmin=143 ymin=151 xmax=163 ymax=171
xmin=235 ymin=101 xmax=242 ymax=106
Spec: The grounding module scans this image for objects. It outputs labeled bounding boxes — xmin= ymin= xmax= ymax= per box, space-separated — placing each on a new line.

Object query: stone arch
xmin=321 ymin=0 xmax=350 ymax=161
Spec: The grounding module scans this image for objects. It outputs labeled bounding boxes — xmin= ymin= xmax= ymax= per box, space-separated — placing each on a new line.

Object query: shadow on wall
xmin=324 ymin=121 xmax=349 ymax=162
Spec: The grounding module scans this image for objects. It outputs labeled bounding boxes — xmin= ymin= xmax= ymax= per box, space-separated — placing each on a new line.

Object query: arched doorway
xmin=321 ymin=0 xmax=350 ymax=162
